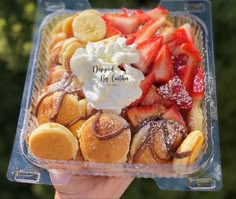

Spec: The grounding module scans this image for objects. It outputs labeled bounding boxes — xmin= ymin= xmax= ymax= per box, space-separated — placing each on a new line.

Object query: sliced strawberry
xmin=172 ymin=43 xmax=202 ymax=93
xmin=141 ymin=85 xmax=173 ymax=107
xmin=173 ymin=28 xmax=188 ymax=46
xmin=133 ymin=36 xmax=163 ymax=74
xmin=126 ymin=35 xmax=136 ymax=45
xmin=181 ymin=43 xmax=202 ymax=64
xmin=103 ymin=18 xmax=122 ymax=38
xmin=126 ymin=104 xmax=165 ymax=128
xmin=152 ymin=44 xmax=174 ymax=83
xmin=178 ymin=23 xmax=194 ymax=45
xmin=134 ymin=17 xmax=166 ymax=44
xmin=146 ymin=6 xmax=169 ymax=19
xmin=172 ymin=53 xmax=188 ymax=69
xmin=129 ymin=72 xmax=155 ymax=107
xmin=102 ymin=13 xmax=141 ymax=35
xmin=159 ymin=26 xmax=176 ymax=44
xmin=133 ymin=9 xmax=151 ymax=24
xmin=161 ymin=105 xmax=186 ymax=127
xmin=121 ymin=7 xmax=132 ymax=15
xmin=192 ymin=67 xmax=205 ymax=101
xmin=158 ymin=76 xmax=192 ymax=110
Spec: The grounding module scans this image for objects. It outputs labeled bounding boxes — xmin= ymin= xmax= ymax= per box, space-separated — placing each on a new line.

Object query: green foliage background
xmin=0 ymin=0 xmax=235 ymax=198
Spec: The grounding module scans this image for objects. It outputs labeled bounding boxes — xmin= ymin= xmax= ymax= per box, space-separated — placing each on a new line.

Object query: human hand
xmin=50 ymin=172 xmax=134 ymax=199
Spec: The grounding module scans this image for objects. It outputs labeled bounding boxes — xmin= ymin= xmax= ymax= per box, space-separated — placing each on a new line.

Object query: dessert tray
xmin=7 ymin=0 xmax=222 ymax=191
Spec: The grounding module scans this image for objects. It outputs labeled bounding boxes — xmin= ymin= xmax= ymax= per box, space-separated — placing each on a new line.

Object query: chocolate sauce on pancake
xmin=34 ymin=73 xmax=85 ymax=123
xmin=133 ymin=120 xmax=190 ymax=163
xmin=92 ymin=111 xmax=130 ymax=140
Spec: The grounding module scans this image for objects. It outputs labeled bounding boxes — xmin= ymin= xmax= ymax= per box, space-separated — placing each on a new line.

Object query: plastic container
xmin=7 ymin=0 xmax=222 ymax=191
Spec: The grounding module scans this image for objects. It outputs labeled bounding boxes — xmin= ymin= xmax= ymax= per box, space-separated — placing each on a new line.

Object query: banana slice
xmin=173 ymin=130 xmax=204 ymax=166
xmin=61 ymin=40 xmax=85 ymax=69
xmin=187 ymin=100 xmax=204 ymax=132
xmin=72 ymin=12 xmax=106 ymax=42
xmin=62 ymin=14 xmax=79 ymax=38
xmin=58 ymin=37 xmax=80 ymax=64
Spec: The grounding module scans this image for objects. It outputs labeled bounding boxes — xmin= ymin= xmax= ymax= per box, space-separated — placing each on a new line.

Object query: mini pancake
xmin=130 ymin=120 xmax=187 ymax=164
xmin=29 ymin=122 xmax=78 ymax=160
xmin=79 ymin=112 xmax=131 ymax=163
xmin=36 ymin=92 xmax=86 ymax=127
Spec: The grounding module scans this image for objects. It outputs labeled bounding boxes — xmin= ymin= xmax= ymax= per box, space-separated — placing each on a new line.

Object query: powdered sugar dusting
xmin=159 ymin=76 xmax=192 ymax=109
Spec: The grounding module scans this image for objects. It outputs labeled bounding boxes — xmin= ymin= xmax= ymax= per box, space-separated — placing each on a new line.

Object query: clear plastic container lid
xmin=7 ymin=0 xmax=222 ymax=191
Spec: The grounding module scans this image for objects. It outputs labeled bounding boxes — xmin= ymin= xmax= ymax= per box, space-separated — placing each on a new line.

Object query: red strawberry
xmin=133 ymin=36 xmax=163 ymax=74
xmin=161 ymin=105 xmax=186 ymax=127
xmin=141 ymin=85 xmax=173 ymax=107
xmin=172 ymin=53 xmax=188 ymax=69
xmin=121 ymin=7 xmax=132 ymax=15
xmin=121 ymin=8 xmax=151 ymax=24
xmin=146 ymin=6 xmax=169 ymax=19
xmin=192 ymin=67 xmax=205 ymax=101
xmin=158 ymin=76 xmax=192 ymax=110
xmin=126 ymin=35 xmax=136 ymax=45
xmin=134 ymin=17 xmax=166 ymax=44
xmin=129 ymin=72 xmax=155 ymax=107
xmin=173 ymin=28 xmax=188 ymax=46
xmin=126 ymin=104 xmax=165 ymax=128
xmin=103 ymin=18 xmax=122 ymax=38
xmin=159 ymin=26 xmax=176 ymax=44
xmin=133 ymin=9 xmax=151 ymax=24
xmin=152 ymin=44 xmax=174 ymax=83
xmin=102 ymin=13 xmax=141 ymax=35
xmin=181 ymin=43 xmax=202 ymax=64
xmin=172 ymin=43 xmax=202 ymax=93
xmin=178 ymin=23 xmax=194 ymax=45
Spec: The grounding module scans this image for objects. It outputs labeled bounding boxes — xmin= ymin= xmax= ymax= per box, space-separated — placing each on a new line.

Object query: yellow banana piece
xmin=173 ymin=130 xmax=204 ymax=166
xmin=72 ymin=12 xmax=106 ymax=42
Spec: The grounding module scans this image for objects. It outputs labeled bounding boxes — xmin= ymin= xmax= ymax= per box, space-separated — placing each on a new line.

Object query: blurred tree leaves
xmin=0 ymin=0 xmax=235 ymax=198
xmin=0 ymin=0 xmax=35 ymax=72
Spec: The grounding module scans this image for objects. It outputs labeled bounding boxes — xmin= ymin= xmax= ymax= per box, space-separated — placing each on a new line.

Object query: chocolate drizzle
xmin=92 ymin=111 xmax=130 ymax=140
xmin=133 ymin=120 xmax=190 ymax=163
xmin=34 ymin=72 xmax=85 ymax=123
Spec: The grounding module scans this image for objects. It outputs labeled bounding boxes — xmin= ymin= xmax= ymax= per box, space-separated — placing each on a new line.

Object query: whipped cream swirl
xmin=70 ymin=37 xmax=144 ymax=113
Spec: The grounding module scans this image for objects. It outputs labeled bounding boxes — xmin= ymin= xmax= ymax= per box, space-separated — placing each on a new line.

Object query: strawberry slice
xmin=126 ymin=104 xmax=165 ymax=128
xmin=141 ymin=85 xmax=173 ymax=107
xmin=103 ymin=18 xmax=122 ymax=38
xmin=121 ymin=8 xmax=151 ymax=24
xmin=152 ymin=44 xmax=174 ymax=83
xmin=126 ymin=35 xmax=136 ymax=45
xmin=172 ymin=53 xmax=188 ymax=70
xmin=192 ymin=67 xmax=205 ymax=101
xmin=129 ymin=72 xmax=155 ymax=107
xmin=133 ymin=36 xmax=163 ymax=74
xmin=102 ymin=13 xmax=141 ymax=35
xmin=181 ymin=43 xmax=202 ymax=64
xmin=178 ymin=23 xmax=194 ymax=45
xmin=158 ymin=76 xmax=192 ymax=110
xmin=133 ymin=9 xmax=151 ymax=24
xmin=172 ymin=43 xmax=202 ymax=93
xmin=146 ymin=6 xmax=169 ymax=19
xmin=159 ymin=26 xmax=176 ymax=44
xmin=134 ymin=17 xmax=166 ymax=44
xmin=161 ymin=105 xmax=186 ymax=127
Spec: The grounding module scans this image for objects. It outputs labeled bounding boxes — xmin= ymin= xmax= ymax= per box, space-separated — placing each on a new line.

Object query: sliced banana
xmin=187 ymin=100 xmax=204 ymax=132
xmin=58 ymin=37 xmax=80 ymax=64
xmin=72 ymin=12 xmax=106 ymax=42
xmin=173 ymin=130 xmax=204 ymax=167
xmin=62 ymin=14 xmax=79 ymax=38
xmin=61 ymin=41 xmax=85 ymax=69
